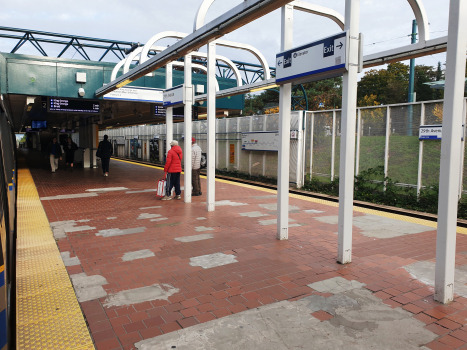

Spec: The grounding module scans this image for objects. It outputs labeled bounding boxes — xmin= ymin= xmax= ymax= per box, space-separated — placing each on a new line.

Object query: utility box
xmin=76 ymin=72 xmax=86 ymax=83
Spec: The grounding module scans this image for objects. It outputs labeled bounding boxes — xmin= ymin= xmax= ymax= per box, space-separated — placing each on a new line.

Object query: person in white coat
xmin=191 ymin=137 xmax=202 ymax=196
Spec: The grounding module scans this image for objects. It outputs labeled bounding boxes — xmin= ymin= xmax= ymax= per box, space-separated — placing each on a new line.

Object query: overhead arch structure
xmin=137 ymin=31 xmax=252 ymax=86
xmin=171 ymin=61 xmax=220 ymax=91
xmin=111 ymin=45 xmax=165 ymax=81
xmin=193 ymin=0 xmax=429 ymax=42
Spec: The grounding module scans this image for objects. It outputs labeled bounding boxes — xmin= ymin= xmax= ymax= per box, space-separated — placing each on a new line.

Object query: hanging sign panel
xmin=103 ymin=86 xmax=163 ymax=103
xmin=275 ymin=31 xmax=348 ymax=85
xmin=163 ymin=84 xmax=185 ymax=107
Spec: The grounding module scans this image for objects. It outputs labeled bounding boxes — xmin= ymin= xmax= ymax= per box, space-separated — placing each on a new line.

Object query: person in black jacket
xmin=97 ymin=135 xmax=113 ymax=177
xmin=64 ymin=137 xmax=78 ymax=172
xmin=46 ymin=137 xmax=62 ymax=173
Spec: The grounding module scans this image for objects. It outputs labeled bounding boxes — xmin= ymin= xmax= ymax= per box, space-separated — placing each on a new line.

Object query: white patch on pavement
xmin=259 ymin=203 xmax=300 ymax=211
xmin=258 ymin=218 xmax=296 ymax=226
xmin=70 ymin=273 xmax=108 ymax=302
xmin=240 ymin=211 xmax=269 ymax=218
xmin=308 ymin=277 xmax=366 ymax=294
xmin=50 ymin=220 xmax=94 ymax=239
xmin=150 ymin=218 xmax=168 ymax=222
xmin=60 ymin=251 xmax=81 ymax=266
xmin=175 ymin=234 xmax=214 ymax=243
xmin=103 ymin=284 xmax=179 ymax=307
xmin=304 ymin=209 xmax=324 ymax=214
xmin=138 ymin=213 xmax=161 ymax=219
xmin=41 ymin=193 xmax=98 ymax=201
xmin=189 ymin=253 xmax=238 ymax=269
xmin=107 ymin=217 xmax=117 ymax=220
xmin=214 ymin=200 xmax=248 ymax=207
xmin=86 ymin=187 xmax=128 ymax=192
xmin=195 ymin=226 xmax=214 ymax=232
xmin=121 ymin=249 xmax=155 ymax=261
xmin=314 ymin=214 xmax=433 ymax=239
xmin=196 ymin=217 xmax=206 ymax=220
xmin=96 ymin=227 xmax=146 ymax=237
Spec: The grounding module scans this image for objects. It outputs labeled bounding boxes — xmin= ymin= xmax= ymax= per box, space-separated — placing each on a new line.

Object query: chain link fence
xmin=305 ymin=98 xmax=467 ymax=197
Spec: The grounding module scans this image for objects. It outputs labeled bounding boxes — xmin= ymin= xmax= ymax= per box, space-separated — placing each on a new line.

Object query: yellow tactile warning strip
xmin=113 ymin=157 xmax=467 ymax=235
xmin=16 ymin=164 xmax=95 ymax=350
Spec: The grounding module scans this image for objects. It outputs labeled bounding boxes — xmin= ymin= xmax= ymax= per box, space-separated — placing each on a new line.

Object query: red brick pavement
xmin=25 ymin=151 xmax=467 ymax=350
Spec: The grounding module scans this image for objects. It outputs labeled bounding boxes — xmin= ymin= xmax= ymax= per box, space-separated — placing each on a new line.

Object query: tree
xmin=414 ymin=65 xmax=438 ymax=101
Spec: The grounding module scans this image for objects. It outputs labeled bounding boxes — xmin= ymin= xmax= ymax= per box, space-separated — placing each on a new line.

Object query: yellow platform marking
xmin=117 ymin=158 xmax=467 ymax=235
xmin=16 ymin=165 xmax=95 ymax=350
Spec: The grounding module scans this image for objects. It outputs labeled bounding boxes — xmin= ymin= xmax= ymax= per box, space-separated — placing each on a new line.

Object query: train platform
xmin=17 ymin=149 xmax=467 ymax=350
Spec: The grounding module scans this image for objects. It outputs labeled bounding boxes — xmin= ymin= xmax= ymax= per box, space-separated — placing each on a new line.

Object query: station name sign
xmin=275 ymin=31 xmax=349 ymax=85
xmin=419 ymin=124 xmax=465 ymax=140
xmin=163 ymin=84 xmax=185 ymax=107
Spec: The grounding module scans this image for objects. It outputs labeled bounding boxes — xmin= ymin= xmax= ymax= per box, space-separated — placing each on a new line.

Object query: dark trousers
xmin=166 ymin=172 xmax=181 ymax=196
xmin=192 ymin=168 xmax=201 ymax=194
xmin=101 ymin=157 xmax=110 ymax=174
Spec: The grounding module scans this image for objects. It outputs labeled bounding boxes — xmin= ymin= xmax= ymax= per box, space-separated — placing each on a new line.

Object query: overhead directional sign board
xmin=163 ymin=84 xmax=185 ymax=107
xmin=103 ymin=86 xmax=163 ymax=103
xmin=275 ymin=31 xmax=348 ymax=85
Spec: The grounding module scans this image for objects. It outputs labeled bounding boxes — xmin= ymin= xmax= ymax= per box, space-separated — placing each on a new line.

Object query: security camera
xmin=78 ymin=88 xmax=85 ymax=97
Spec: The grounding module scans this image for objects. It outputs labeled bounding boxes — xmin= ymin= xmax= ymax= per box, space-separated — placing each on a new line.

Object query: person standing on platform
xmin=191 ymin=137 xmax=202 ymax=196
xmin=97 ymin=135 xmax=113 ymax=177
xmin=64 ymin=137 xmax=78 ymax=172
xmin=46 ymin=137 xmax=62 ymax=173
xmin=162 ymin=140 xmax=183 ymax=201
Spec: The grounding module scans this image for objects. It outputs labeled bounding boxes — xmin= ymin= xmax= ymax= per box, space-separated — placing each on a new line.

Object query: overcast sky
xmin=0 ymin=0 xmax=451 ymax=76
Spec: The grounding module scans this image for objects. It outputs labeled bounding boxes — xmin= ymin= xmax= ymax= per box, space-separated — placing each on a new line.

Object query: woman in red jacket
xmin=162 ymin=140 xmax=183 ymax=200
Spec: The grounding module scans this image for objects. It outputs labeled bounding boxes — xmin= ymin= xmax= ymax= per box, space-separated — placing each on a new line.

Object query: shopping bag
xmin=157 ymin=178 xmax=166 ymax=197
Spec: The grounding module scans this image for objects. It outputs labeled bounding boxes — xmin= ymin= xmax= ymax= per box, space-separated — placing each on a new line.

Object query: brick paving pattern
xmin=26 ymin=152 xmax=467 ymax=350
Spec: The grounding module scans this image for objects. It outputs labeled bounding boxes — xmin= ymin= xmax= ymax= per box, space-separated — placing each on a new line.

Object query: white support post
xmin=249 ymin=116 xmax=253 ymax=175
xmin=300 ymin=111 xmax=306 ymax=187
xmin=207 ymin=42 xmax=216 ymax=212
xmin=236 ymin=118 xmax=240 ymax=171
xmin=309 ymin=112 xmax=314 ymax=180
xmin=277 ymin=4 xmax=293 ymax=241
xmin=263 ymin=114 xmax=268 ymax=176
xmin=297 ymin=111 xmax=304 ymax=188
xmin=337 ymin=0 xmax=360 ymax=264
xmin=417 ymin=103 xmax=425 ymax=198
xmin=184 ymin=55 xmax=193 ymax=204
xmin=458 ymin=98 xmax=467 ymax=199
xmin=166 ymin=63 xmax=173 ymax=157
xmin=355 ymin=109 xmax=361 ymax=176
xmin=384 ymin=106 xmax=391 ymax=190
xmin=434 ymin=0 xmax=467 ymax=304
xmin=331 ymin=110 xmax=336 ymax=181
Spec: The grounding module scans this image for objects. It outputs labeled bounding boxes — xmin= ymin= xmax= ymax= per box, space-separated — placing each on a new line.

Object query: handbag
xmin=96 ymin=145 xmax=101 ymax=158
xmin=157 ymin=173 xmax=167 ymax=197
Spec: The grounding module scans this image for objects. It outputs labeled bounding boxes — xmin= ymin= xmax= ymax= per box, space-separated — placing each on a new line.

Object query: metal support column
xmin=384 ymin=106 xmax=391 ymax=190
xmin=434 ymin=0 xmax=467 ymax=304
xmin=331 ymin=110 xmax=336 ymax=181
xmin=184 ymin=55 xmax=193 ymax=203
xmin=309 ymin=112 xmax=314 ymax=180
xmin=166 ymin=63 xmax=173 ymax=157
xmin=277 ymin=4 xmax=293 ymax=240
xmin=207 ymin=42 xmax=216 ymax=212
xmin=355 ymin=109 xmax=362 ymax=176
xmin=417 ymin=103 xmax=425 ymax=198
xmin=337 ymin=0 xmax=360 ymax=264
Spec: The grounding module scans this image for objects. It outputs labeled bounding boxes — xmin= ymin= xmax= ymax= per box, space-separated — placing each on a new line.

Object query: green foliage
xmin=216 ymin=169 xmax=277 ymax=185
xmin=302 ymin=166 xmax=467 ymax=219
